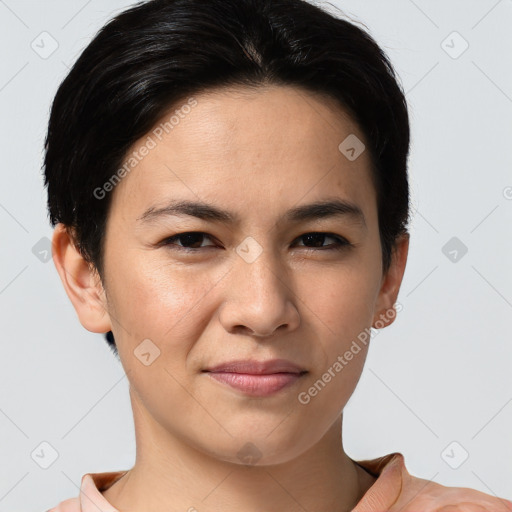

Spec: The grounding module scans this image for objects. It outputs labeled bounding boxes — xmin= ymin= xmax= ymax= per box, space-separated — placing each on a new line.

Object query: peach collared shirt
xmin=48 ymin=452 xmax=512 ymax=512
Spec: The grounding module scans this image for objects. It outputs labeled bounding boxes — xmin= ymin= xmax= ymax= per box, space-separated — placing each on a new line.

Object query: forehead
xmin=109 ymin=84 xmax=377 ymax=228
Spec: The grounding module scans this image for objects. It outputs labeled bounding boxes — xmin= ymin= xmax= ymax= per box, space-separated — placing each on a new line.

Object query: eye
xmin=159 ymin=231 xmax=352 ymax=252
xmin=292 ymin=232 xmax=352 ymax=251
xmin=160 ymin=232 xmax=217 ymax=250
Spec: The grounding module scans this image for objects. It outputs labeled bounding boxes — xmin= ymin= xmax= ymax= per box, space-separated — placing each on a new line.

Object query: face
xmin=55 ymin=84 xmax=408 ymax=465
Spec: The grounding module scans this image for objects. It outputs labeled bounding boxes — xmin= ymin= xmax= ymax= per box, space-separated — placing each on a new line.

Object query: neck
xmin=102 ymin=387 xmax=376 ymax=512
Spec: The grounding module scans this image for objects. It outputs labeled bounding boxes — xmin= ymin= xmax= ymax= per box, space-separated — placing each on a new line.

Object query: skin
xmin=52 ymin=84 xmax=409 ymax=512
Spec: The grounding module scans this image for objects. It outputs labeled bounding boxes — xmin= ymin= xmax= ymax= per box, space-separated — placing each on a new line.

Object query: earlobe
xmin=372 ymin=232 xmax=409 ymax=329
xmin=51 ymin=223 xmax=112 ymax=333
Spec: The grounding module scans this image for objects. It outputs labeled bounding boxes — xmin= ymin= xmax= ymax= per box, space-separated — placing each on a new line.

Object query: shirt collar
xmin=77 ymin=452 xmax=407 ymax=512
xmin=352 ymin=452 xmax=406 ymax=511
xmin=79 ymin=471 xmax=127 ymax=512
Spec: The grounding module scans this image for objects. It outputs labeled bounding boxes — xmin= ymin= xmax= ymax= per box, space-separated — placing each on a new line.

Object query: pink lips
xmin=203 ymin=358 xmax=307 ymax=397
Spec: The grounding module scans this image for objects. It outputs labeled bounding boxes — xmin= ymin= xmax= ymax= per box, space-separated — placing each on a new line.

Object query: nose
xmin=218 ymin=244 xmax=301 ymax=338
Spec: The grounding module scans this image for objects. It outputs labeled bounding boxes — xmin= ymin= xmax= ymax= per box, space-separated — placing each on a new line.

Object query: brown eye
xmin=161 ymin=232 xmax=217 ymax=250
xmin=293 ymin=232 xmax=351 ymax=251
xmin=159 ymin=231 xmax=352 ymax=253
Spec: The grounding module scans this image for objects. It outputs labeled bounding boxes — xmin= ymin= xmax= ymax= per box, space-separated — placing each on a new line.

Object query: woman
xmin=44 ymin=0 xmax=511 ymax=510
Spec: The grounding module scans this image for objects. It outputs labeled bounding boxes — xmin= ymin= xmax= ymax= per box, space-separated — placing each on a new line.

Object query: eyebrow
xmin=136 ymin=197 xmax=367 ymax=229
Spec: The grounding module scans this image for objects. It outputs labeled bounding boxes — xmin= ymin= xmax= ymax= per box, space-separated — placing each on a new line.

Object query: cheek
xmin=294 ymin=265 xmax=375 ymax=396
xmin=296 ymin=262 xmax=377 ymax=339
xmin=106 ymin=250 xmax=223 ymax=352
xmin=106 ymin=256 xmax=221 ymax=413
xmin=294 ymin=272 xmax=373 ymax=421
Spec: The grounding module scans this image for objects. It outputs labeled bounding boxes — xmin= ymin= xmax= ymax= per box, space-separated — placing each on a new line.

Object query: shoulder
xmin=354 ymin=452 xmax=512 ymax=512
xmin=45 ymin=497 xmax=81 ymax=512
xmin=390 ymin=454 xmax=512 ymax=512
xmin=394 ymin=472 xmax=512 ymax=512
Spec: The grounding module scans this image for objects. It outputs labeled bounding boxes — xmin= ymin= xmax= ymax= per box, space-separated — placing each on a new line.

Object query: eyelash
xmin=159 ymin=231 xmax=352 ymax=253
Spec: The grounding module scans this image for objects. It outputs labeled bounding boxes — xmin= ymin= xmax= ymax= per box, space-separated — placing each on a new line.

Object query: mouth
xmin=202 ymin=358 xmax=308 ymax=397
xmin=202 ymin=358 xmax=307 ymax=375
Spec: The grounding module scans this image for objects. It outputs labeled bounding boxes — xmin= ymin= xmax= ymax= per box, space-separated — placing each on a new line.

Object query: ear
xmin=51 ymin=223 xmax=112 ymax=333
xmin=372 ymin=232 xmax=409 ymax=329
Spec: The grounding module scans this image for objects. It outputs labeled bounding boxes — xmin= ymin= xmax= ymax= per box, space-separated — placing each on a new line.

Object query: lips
xmin=203 ymin=358 xmax=307 ymax=375
xmin=202 ymin=358 xmax=308 ymax=397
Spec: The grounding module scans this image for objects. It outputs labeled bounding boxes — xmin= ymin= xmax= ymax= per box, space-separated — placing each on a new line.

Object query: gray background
xmin=0 ymin=0 xmax=511 ymax=510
